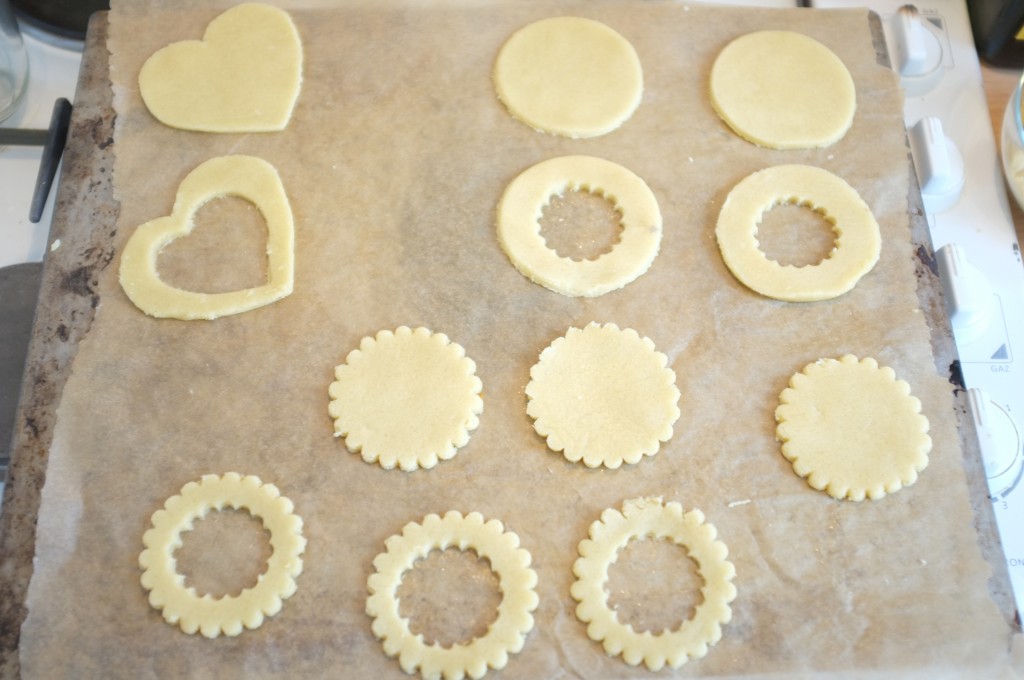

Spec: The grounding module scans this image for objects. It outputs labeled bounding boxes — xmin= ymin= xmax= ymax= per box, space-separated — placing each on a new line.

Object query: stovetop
xmin=0 ymin=30 xmax=80 ymax=497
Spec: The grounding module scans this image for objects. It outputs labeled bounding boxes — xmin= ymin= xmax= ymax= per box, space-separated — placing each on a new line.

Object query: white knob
xmin=909 ymin=117 xmax=964 ymax=214
xmin=936 ymin=244 xmax=995 ymax=344
xmin=890 ymin=5 xmax=942 ymax=77
xmin=968 ymin=388 xmax=1023 ymax=497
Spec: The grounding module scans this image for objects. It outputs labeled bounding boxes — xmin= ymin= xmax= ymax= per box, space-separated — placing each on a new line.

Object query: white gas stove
xmin=0 ymin=0 xmax=1021 ymax=623
xmin=0 ymin=32 xmax=80 ymax=268
xmin=0 ymin=30 xmax=80 ymax=500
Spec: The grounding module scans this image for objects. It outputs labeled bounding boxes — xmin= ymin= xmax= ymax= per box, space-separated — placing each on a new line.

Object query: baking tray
xmin=0 ymin=6 xmax=1017 ymax=677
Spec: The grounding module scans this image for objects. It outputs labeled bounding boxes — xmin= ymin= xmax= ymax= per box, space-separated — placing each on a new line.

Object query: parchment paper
xmin=20 ymin=1 xmax=1020 ymax=677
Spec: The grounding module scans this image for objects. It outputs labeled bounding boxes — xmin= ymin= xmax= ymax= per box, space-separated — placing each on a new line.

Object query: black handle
xmin=29 ymin=98 xmax=73 ymax=224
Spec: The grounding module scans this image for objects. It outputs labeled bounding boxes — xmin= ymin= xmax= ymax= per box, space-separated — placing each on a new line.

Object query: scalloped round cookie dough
xmin=526 ymin=322 xmax=680 ymax=469
xmin=139 ymin=472 xmax=306 ymax=638
xmin=328 ymin=326 xmax=483 ymax=471
xmin=710 ymin=30 xmax=855 ymax=149
xmin=118 ymin=155 xmax=295 ymax=320
xmin=139 ymin=3 xmax=303 ymax=132
xmin=494 ymin=16 xmax=643 ymax=138
xmin=775 ymin=355 xmax=932 ymax=501
xmin=497 ymin=156 xmax=662 ymax=298
xmin=715 ymin=164 xmax=880 ymax=302
xmin=571 ymin=497 xmax=736 ymax=670
xmin=366 ymin=511 xmax=539 ymax=680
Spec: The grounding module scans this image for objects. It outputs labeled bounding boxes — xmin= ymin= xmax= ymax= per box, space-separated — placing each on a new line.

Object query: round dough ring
xmin=775 ymin=355 xmax=932 ymax=501
xmin=366 ymin=511 xmax=539 ymax=680
xmin=571 ymin=497 xmax=736 ymax=671
xmin=709 ymin=30 xmax=855 ymax=149
xmin=493 ymin=16 xmax=643 ymax=139
xmin=139 ymin=472 xmax=306 ymax=638
xmin=715 ymin=164 xmax=880 ymax=302
xmin=497 ymin=156 xmax=662 ymax=298
xmin=328 ymin=326 xmax=484 ymax=471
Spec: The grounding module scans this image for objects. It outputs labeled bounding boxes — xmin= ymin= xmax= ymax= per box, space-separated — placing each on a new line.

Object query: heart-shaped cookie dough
xmin=119 ymin=155 xmax=294 ymax=321
xmin=139 ymin=3 xmax=303 ymax=132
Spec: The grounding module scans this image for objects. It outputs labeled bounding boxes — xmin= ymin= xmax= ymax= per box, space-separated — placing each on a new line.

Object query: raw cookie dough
xmin=715 ymin=164 xmax=880 ymax=302
xmin=119 ymin=155 xmax=295 ymax=320
xmin=526 ymin=322 xmax=680 ymax=469
xmin=328 ymin=326 xmax=483 ymax=471
xmin=139 ymin=472 xmax=306 ymax=638
xmin=139 ymin=3 xmax=303 ymax=132
xmin=775 ymin=355 xmax=932 ymax=501
xmin=366 ymin=511 xmax=539 ymax=680
xmin=497 ymin=156 xmax=662 ymax=297
xmin=493 ymin=16 xmax=642 ymax=138
xmin=571 ymin=497 xmax=736 ymax=670
xmin=710 ymin=30 xmax=855 ymax=149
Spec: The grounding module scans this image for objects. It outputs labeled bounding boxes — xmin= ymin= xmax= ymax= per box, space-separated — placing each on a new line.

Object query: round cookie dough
xmin=775 ymin=355 xmax=932 ymax=501
xmin=328 ymin=326 xmax=483 ymax=471
xmin=526 ymin=322 xmax=680 ymax=469
xmin=494 ymin=16 xmax=643 ymax=138
xmin=710 ymin=30 xmax=855 ymax=149
xmin=139 ymin=472 xmax=306 ymax=638
xmin=366 ymin=510 xmax=539 ymax=680
xmin=715 ymin=164 xmax=880 ymax=302
xmin=571 ymin=497 xmax=736 ymax=670
xmin=497 ymin=156 xmax=662 ymax=298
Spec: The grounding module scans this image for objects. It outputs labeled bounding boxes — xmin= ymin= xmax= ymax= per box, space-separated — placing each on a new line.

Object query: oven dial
xmin=908 ymin=116 xmax=964 ymax=214
xmin=936 ymin=244 xmax=995 ymax=345
xmin=888 ymin=5 xmax=943 ymax=94
xmin=968 ymin=388 xmax=1024 ymax=498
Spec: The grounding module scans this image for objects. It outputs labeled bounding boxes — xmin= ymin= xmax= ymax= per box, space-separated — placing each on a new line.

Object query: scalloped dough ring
xmin=710 ymin=30 xmax=855 ymax=149
xmin=497 ymin=156 xmax=662 ymax=297
xmin=715 ymin=164 xmax=880 ymax=301
xmin=526 ymin=322 xmax=680 ymax=469
xmin=366 ymin=511 xmax=539 ymax=680
xmin=493 ymin=16 xmax=643 ymax=139
xmin=775 ymin=355 xmax=932 ymax=501
xmin=328 ymin=326 xmax=483 ymax=471
xmin=571 ymin=497 xmax=736 ymax=671
xmin=139 ymin=472 xmax=306 ymax=638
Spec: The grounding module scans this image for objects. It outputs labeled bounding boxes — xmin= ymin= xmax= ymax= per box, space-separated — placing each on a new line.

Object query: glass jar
xmin=1000 ymin=70 xmax=1024 ymax=210
xmin=0 ymin=0 xmax=28 ymax=124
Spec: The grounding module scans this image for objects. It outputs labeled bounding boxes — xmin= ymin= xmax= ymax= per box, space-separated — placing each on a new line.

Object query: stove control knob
xmin=891 ymin=5 xmax=942 ymax=77
xmin=968 ymin=388 xmax=1023 ymax=498
xmin=909 ymin=116 xmax=964 ymax=214
xmin=936 ymin=244 xmax=995 ymax=345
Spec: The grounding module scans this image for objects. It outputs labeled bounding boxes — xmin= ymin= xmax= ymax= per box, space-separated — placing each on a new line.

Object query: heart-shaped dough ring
xmin=119 ymin=155 xmax=295 ymax=321
xmin=139 ymin=3 xmax=302 ymax=132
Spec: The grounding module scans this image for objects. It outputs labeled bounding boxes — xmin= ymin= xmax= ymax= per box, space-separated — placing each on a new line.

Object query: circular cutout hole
xmin=756 ymin=200 xmax=837 ymax=267
xmin=175 ymin=507 xmax=272 ymax=598
xmin=539 ymin=188 xmax=623 ymax=261
xmin=606 ymin=536 xmax=704 ymax=634
xmin=398 ymin=548 xmax=502 ymax=648
xmin=159 ymin=195 xmax=269 ymax=293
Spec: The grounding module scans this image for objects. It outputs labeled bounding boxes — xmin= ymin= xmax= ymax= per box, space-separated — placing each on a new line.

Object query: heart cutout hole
xmin=158 ymin=195 xmax=269 ymax=294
